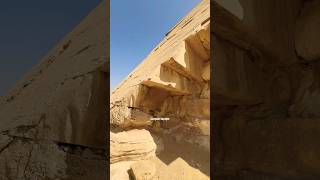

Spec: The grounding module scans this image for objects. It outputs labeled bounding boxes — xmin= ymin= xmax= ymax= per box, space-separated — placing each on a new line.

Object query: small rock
xmin=130 ymin=160 xmax=156 ymax=180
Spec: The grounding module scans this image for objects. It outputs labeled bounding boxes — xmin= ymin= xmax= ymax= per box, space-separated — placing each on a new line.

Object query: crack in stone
xmin=23 ymin=144 xmax=34 ymax=178
xmin=0 ymin=138 xmax=14 ymax=155
xmin=72 ymin=45 xmax=91 ymax=57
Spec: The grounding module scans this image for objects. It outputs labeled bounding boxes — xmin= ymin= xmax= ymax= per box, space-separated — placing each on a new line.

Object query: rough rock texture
xmin=129 ymin=160 xmax=156 ymax=180
xmin=295 ymin=0 xmax=320 ymax=61
xmin=213 ymin=0 xmax=320 ymax=179
xmin=110 ymin=161 xmax=135 ymax=180
xmin=110 ymin=129 xmax=156 ymax=164
xmin=0 ymin=0 xmax=107 ymax=179
xmin=110 ymin=0 xmax=210 ymax=144
xmin=110 ymin=0 xmax=210 ymax=179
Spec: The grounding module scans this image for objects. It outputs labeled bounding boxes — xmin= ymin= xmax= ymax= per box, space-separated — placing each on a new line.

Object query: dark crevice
xmin=59 ymin=40 xmax=72 ymax=55
xmin=56 ymin=142 xmax=106 ymax=160
xmin=0 ymin=138 xmax=14 ymax=155
xmin=73 ymin=45 xmax=91 ymax=57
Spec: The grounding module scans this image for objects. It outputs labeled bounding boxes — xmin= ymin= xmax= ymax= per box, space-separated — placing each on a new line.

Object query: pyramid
xmin=110 ymin=0 xmax=210 ymax=137
xmin=0 ymin=0 xmax=107 ymax=179
xmin=110 ymin=0 xmax=210 ymax=179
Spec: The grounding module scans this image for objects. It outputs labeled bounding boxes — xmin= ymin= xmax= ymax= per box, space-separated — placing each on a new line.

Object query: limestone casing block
xmin=110 ymin=129 xmax=156 ymax=164
xmin=0 ymin=0 xmax=107 ymax=149
xmin=110 ymin=0 xmax=210 ymax=149
xmin=0 ymin=0 xmax=108 ymax=178
xmin=213 ymin=35 xmax=265 ymax=105
xmin=110 ymin=102 xmax=152 ymax=128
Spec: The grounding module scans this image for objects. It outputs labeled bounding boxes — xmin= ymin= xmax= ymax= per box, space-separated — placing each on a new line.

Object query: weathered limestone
xmin=213 ymin=34 xmax=265 ymax=105
xmin=110 ymin=1 xmax=210 ymax=179
xmin=0 ymin=134 xmax=106 ymax=180
xmin=213 ymin=0 xmax=320 ymax=179
xmin=295 ymin=0 xmax=320 ymax=61
xmin=110 ymin=101 xmax=153 ymax=128
xmin=110 ymin=129 xmax=156 ymax=164
xmin=239 ymin=0 xmax=301 ymax=65
xmin=129 ymin=160 xmax=156 ymax=180
xmin=0 ymin=0 xmax=107 ymax=179
xmin=110 ymin=161 xmax=135 ymax=180
xmin=110 ymin=0 xmax=210 ymax=139
xmin=220 ymin=117 xmax=320 ymax=178
xmin=167 ymin=157 xmax=209 ymax=180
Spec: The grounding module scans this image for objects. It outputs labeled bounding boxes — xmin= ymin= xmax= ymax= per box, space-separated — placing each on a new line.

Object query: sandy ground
xmin=110 ymin=127 xmax=210 ymax=180
xmin=150 ymin=131 xmax=210 ymax=180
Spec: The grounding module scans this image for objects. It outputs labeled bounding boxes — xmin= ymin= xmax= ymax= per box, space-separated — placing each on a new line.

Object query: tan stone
xmin=168 ymin=158 xmax=209 ymax=180
xmin=185 ymin=98 xmax=210 ymax=119
xmin=111 ymin=102 xmax=152 ymax=128
xmin=0 ymin=0 xmax=107 ymax=148
xmin=0 ymin=1 xmax=108 ymax=178
xmin=110 ymin=0 xmax=210 ymax=132
xmin=213 ymin=1 xmax=320 ymax=179
xmin=110 ymin=129 xmax=156 ymax=163
xmin=110 ymin=1 xmax=210 ymax=179
xmin=110 ymin=161 xmax=134 ymax=180
xmin=202 ymin=61 xmax=210 ymax=81
xmin=200 ymin=83 xmax=210 ymax=99
xmin=130 ymin=160 xmax=156 ymax=180
xmin=192 ymin=119 xmax=210 ymax=136
xmin=213 ymin=35 xmax=265 ymax=105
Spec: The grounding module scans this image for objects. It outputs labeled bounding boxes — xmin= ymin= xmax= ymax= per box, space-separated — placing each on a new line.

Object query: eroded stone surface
xmin=110 ymin=161 xmax=135 ymax=180
xmin=110 ymin=1 xmax=210 ymax=179
xmin=110 ymin=0 xmax=210 ymax=141
xmin=0 ymin=0 xmax=108 ymax=179
xmin=110 ymin=129 xmax=156 ymax=164
xmin=0 ymin=0 xmax=107 ymax=148
xmin=295 ymin=0 xmax=320 ymax=61
xmin=213 ymin=0 xmax=320 ymax=179
xmin=130 ymin=160 xmax=156 ymax=180
xmin=0 ymin=134 xmax=106 ymax=180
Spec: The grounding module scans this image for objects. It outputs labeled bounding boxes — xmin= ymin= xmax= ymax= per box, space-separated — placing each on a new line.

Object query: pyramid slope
xmin=0 ymin=0 xmax=107 ymax=149
xmin=0 ymin=1 xmax=108 ymax=178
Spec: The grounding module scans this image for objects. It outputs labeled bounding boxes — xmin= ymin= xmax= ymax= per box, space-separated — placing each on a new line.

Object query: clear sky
xmin=0 ymin=0 xmax=101 ymax=96
xmin=110 ymin=0 xmax=201 ymax=90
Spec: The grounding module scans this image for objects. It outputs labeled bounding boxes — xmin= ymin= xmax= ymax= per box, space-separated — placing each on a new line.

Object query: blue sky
xmin=110 ymin=0 xmax=201 ymax=90
xmin=0 ymin=0 xmax=101 ymax=96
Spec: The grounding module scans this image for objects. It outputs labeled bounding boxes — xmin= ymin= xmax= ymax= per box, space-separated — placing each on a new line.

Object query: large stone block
xmin=220 ymin=117 xmax=320 ymax=178
xmin=110 ymin=129 xmax=156 ymax=163
xmin=129 ymin=160 xmax=156 ymax=180
xmin=213 ymin=35 xmax=265 ymax=105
